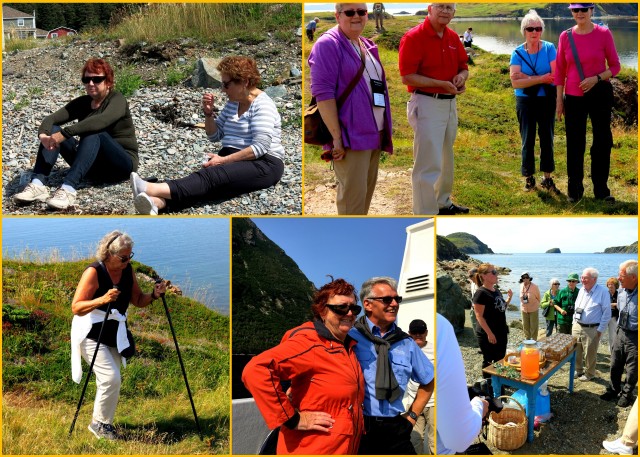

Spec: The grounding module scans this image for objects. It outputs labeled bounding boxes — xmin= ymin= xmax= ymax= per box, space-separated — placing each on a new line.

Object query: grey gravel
xmin=2 ymin=37 xmax=302 ymax=215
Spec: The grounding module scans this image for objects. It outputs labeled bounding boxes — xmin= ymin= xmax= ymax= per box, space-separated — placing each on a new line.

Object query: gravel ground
xmin=457 ymin=315 xmax=637 ymax=455
xmin=2 ymin=37 xmax=302 ymax=215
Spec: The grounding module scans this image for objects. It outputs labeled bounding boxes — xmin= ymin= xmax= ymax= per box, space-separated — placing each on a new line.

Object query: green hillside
xmin=2 ymin=258 xmax=229 ymax=454
xmin=445 ymin=232 xmax=495 ymax=254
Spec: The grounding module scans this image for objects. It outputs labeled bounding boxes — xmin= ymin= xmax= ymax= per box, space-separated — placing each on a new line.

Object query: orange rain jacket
xmin=242 ymin=321 xmax=365 ymax=455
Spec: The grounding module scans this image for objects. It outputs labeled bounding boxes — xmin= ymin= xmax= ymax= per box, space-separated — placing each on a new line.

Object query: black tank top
xmin=86 ymin=261 xmax=133 ymax=347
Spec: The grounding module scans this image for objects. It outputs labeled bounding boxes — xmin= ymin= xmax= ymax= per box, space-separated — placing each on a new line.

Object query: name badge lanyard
xmin=351 ymin=40 xmax=386 ymax=108
xmin=620 ymin=288 xmax=637 ymax=328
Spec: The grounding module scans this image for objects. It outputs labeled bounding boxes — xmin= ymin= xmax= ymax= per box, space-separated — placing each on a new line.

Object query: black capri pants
xmin=166 ymin=147 xmax=284 ymax=207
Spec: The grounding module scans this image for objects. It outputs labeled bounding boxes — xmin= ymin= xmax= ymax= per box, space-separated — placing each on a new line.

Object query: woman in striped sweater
xmin=130 ymin=56 xmax=285 ymax=214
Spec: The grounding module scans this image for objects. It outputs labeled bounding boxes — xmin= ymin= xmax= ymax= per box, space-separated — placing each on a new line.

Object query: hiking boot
xmin=540 ymin=177 xmax=560 ymax=194
xmin=617 ymin=395 xmax=634 ymax=407
xmin=12 ymin=183 xmax=50 ymax=204
xmin=600 ymin=388 xmax=620 ymax=401
xmin=46 ymin=187 xmax=76 ymax=210
xmin=88 ymin=420 xmax=116 ymax=440
xmin=603 ymin=438 xmax=633 ymax=455
xmin=134 ymin=192 xmax=158 ymax=216
xmin=438 ymin=203 xmax=470 ymax=215
xmin=524 ymin=175 xmax=536 ymax=191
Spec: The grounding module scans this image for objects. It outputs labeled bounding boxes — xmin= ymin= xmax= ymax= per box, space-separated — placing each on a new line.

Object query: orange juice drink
xmin=521 ymin=347 xmax=540 ymax=380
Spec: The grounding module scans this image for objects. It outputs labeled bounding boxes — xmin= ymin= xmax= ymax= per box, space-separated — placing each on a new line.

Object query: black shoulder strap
xmin=514 ymin=49 xmax=538 ymax=75
xmin=566 ymin=29 xmax=586 ymax=81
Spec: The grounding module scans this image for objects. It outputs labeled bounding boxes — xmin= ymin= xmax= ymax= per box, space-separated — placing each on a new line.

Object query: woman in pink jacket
xmin=519 ymin=272 xmax=541 ymax=340
xmin=555 ymin=2 xmax=620 ymax=203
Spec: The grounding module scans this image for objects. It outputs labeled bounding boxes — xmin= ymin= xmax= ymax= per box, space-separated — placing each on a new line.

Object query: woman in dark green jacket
xmin=554 ymin=273 xmax=580 ymax=334
xmin=12 ymin=58 xmax=138 ymax=211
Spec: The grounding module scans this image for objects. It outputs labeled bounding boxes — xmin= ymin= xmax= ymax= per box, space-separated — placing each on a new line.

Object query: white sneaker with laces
xmin=13 ymin=183 xmax=50 ymax=204
xmin=603 ymin=438 xmax=633 ymax=455
xmin=134 ymin=192 xmax=158 ymax=215
xmin=88 ymin=420 xmax=116 ymax=440
xmin=46 ymin=187 xmax=76 ymax=210
xmin=130 ymin=172 xmax=147 ymax=199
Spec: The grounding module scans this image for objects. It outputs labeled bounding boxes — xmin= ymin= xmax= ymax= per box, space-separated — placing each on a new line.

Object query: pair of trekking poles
xmin=68 ymin=279 xmax=203 ymax=440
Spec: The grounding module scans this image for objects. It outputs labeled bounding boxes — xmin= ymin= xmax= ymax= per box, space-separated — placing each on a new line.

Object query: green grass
xmin=2 ymin=258 xmax=229 ymax=454
xmin=303 ymin=14 xmax=638 ymax=215
xmin=115 ymin=66 xmax=144 ymax=97
xmin=3 ymin=37 xmax=42 ymax=52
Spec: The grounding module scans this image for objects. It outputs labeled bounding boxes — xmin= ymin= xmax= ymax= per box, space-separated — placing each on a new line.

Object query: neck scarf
xmin=354 ymin=315 xmax=410 ymax=402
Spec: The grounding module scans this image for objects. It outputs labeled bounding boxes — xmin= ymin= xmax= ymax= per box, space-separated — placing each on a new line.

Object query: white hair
xmin=520 ymin=9 xmax=545 ymax=37
xmin=620 ymin=260 xmax=638 ymax=276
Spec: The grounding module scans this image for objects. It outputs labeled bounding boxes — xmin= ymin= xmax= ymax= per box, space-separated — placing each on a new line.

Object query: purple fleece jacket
xmin=308 ymin=25 xmax=393 ymax=153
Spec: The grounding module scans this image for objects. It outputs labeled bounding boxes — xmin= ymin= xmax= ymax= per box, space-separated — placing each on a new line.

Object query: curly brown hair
xmin=311 ymin=277 xmax=357 ymax=320
xmin=82 ymin=58 xmax=114 ymax=88
xmin=217 ymin=56 xmax=261 ymax=89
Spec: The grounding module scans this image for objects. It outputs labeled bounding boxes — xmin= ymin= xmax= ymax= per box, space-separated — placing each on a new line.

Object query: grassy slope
xmin=303 ymin=11 xmax=638 ymax=215
xmin=2 ymin=259 xmax=229 ymax=454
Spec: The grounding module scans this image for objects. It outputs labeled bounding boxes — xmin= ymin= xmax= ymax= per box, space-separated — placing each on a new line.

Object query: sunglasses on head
xmin=341 ymin=8 xmax=367 ymax=17
xmin=525 ymin=26 xmax=543 ymax=32
xmin=82 ymin=75 xmax=107 ymax=84
xmin=571 ymin=7 xmax=590 ymax=13
xmin=367 ymin=296 xmax=403 ymax=305
xmin=326 ymin=303 xmax=362 ymax=316
xmin=114 ymin=252 xmax=134 ymax=263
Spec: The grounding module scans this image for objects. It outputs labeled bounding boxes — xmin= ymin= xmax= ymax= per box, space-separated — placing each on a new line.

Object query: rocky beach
xmin=2 ymin=36 xmax=302 ymax=215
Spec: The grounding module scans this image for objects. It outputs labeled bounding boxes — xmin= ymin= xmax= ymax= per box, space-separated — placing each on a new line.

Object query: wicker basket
xmin=488 ymin=396 xmax=528 ymax=450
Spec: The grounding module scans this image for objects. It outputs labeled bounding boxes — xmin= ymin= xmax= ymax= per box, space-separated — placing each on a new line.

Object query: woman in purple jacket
xmin=308 ymin=2 xmax=393 ymax=215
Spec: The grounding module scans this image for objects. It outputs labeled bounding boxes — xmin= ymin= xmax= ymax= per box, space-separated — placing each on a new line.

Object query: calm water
xmin=451 ymin=18 xmax=638 ymax=69
xmin=2 ymin=218 xmax=230 ymax=314
xmin=474 ymin=253 xmax=637 ymax=322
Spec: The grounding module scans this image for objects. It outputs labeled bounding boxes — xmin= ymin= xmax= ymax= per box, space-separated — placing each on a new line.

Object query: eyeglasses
xmin=553 ymin=283 xmax=561 ymax=286
xmin=571 ymin=7 xmax=590 ymax=13
xmin=82 ymin=75 xmax=107 ymax=84
xmin=340 ymin=8 xmax=367 ymax=17
xmin=525 ymin=26 xmax=543 ymax=32
xmin=568 ymin=280 xmax=578 ymax=283
xmin=367 ymin=296 xmax=403 ymax=305
xmin=433 ymin=4 xmax=455 ymax=12
xmin=114 ymin=252 xmax=134 ymax=263
xmin=326 ymin=303 xmax=362 ymax=316
xmin=486 ymin=269 xmax=498 ymax=275
xmin=221 ymin=79 xmax=235 ymax=89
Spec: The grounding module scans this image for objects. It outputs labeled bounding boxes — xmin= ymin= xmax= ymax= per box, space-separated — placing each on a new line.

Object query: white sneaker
xmin=13 ymin=183 xmax=50 ymax=204
xmin=603 ymin=438 xmax=633 ymax=455
xmin=134 ymin=192 xmax=158 ymax=215
xmin=130 ymin=172 xmax=146 ymax=199
xmin=46 ymin=187 xmax=76 ymax=210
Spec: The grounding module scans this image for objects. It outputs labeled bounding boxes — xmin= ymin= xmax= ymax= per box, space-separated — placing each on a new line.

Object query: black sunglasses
xmin=341 ymin=9 xmax=367 ymax=17
xmin=525 ymin=26 xmax=543 ymax=32
xmin=82 ymin=75 xmax=107 ymax=84
xmin=571 ymin=7 xmax=590 ymax=13
xmin=367 ymin=296 xmax=403 ymax=305
xmin=114 ymin=252 xmax=134 ymax=263
xmin=221 ymin=79 xmax=236 ymax=89
xmin=326 ymin=303 xmax=362 ymax=316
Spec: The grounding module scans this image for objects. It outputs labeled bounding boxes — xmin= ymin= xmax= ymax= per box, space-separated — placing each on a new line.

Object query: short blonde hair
xmin=96 ymin=230 xmax=134 ymax=262
xmin=520 ymin=9 xmax=545 ymax=36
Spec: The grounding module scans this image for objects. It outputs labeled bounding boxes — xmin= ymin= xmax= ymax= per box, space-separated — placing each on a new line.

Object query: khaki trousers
xmin=333 ymin=148 xmax=381 ymax=215
xmin=407 ymin=92 xmax=457 ymax=215
xmin=522 ymin=310 xmax=540 ymax=340
xmin=80 ymin=338 xmax=122 ymax=424
xmin=572 ymin=323 xmax=600 ymax=378
xmin=622 ymin=397 xmax=638 ymax=447
xmin=410 ymin=406 xmax=434 ymax=454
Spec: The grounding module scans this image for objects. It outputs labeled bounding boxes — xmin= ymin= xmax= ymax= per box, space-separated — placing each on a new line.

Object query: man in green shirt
xmin=555 ymin=273 xmax=580 ymax=334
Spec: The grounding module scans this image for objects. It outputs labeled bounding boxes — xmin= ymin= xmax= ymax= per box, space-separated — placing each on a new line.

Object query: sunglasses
xmin=341 ymin=9 xmax=367 ymax=17
xmin=114 ymin=252 xmax=134 ymax=263
xmin=568 ymin=280 xmax=578 ymax=283
xmin=326 ymin=303 xmax=362 ymax=316
xmin=367 ymin=296 xmax=403 ymax=305
xmin=525 ymin=26 xmax=543 ymax=32
xmin=82 ymin=75 xmax=107 ymax=84
xmin=553 ymin=283 xmax=561 ymax=286
xmin=571 ymin=7 xmax=590 ymax=13
xmin=486 ymin=269 xmax=498 ymax=275
xmin=221 ymin=79 xmax=237 ymax=89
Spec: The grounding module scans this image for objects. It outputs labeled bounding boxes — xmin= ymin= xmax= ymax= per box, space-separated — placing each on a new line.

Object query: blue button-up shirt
xmin=349 ymin=317 xmax=434 ymax=417
xmin=573 ymin=283 xmax=611 ymax=333
xmin=617 ymin=287 xmax=638 ymax=331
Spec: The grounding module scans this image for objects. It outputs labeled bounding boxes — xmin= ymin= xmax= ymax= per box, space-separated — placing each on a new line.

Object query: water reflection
xmin=451 ymin=18 xmax=638 ymax=69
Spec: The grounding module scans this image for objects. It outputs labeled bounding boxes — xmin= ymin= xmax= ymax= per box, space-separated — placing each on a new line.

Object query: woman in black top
xmin=70 ymin=230 xmax=165 ymax=440
xmin=606 ymin=277 xmax=620 ymax=354
xmin=472 ymin=263 xmax=513 ymax=377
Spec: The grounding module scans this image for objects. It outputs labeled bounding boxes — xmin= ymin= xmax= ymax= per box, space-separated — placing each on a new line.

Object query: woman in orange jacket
xmin=242 ymin=278 xmax=365 ymax=455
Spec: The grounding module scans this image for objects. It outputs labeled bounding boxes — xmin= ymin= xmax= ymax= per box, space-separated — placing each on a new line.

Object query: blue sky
xmin=252 ymin=217 xmax=429 ymax=291
xmin=437 ymin=217 xmax=638 ymax=253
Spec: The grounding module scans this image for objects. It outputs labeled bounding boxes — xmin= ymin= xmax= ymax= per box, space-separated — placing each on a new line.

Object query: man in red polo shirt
xmin=399 ymin=3 xmax=469 ymax=215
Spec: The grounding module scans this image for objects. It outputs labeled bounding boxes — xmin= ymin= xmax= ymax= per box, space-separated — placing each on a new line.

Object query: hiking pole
xmin=156 ymin=279 xmax=203 ymax=441
xmin=69 ymin=289 xmax=116 ymax=437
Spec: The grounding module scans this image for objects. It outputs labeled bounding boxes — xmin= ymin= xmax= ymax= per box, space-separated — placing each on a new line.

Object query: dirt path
xmin=303 ymin=165 xmax=414 ymax=215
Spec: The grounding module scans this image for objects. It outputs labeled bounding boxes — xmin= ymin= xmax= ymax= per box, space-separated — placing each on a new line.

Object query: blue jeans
xmin=33 ymin=125 xmax=133 ymax=188
xmin=515 ymin=95 xmax=556 ymax=177
xmin=546 ymin=319 xmax=556 ymax=337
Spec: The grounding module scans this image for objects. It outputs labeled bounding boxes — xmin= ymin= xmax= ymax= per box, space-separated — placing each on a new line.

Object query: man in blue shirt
xmin=601 ymin=260 xmax=638 ymax=407
xmin=349 ymin=277 xmax=434 ymax=454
